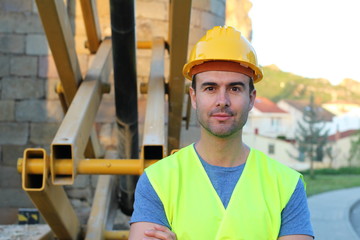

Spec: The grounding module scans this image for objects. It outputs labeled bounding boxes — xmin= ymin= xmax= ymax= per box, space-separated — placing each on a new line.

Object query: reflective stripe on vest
xmin=146 ymin=144 xmax=301 ymax=240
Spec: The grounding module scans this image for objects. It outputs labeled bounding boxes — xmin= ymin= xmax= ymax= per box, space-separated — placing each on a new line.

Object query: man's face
xmin=190 ymin=71 xmax=256 ymax=138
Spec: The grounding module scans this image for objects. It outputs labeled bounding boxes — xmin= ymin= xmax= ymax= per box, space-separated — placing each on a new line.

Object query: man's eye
xmin=205 ymin=87 xmax=215 ymax=91
xmin=231 ymin=87 xmax=241 ymax=92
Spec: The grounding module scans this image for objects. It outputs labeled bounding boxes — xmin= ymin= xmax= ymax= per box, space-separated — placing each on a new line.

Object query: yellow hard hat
xmin=183 ymin=26 xmax=263 ymax=83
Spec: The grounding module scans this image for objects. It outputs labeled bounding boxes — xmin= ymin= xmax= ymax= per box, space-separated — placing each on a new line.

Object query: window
xmin=268 ymin=144 xmax=275 ymax=155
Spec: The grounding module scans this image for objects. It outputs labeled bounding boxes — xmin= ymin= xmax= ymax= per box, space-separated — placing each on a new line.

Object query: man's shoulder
xmin=250 ymin=148 xmax=300 ymax=176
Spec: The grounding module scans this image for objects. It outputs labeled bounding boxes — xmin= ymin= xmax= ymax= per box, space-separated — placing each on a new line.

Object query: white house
xmin=246 ymin=97 xmax=290 ymax=138
xmin=243 ymin=132 xmax=310 ymax=171
xmin=323 ymin=129 xmax=360 ymax=168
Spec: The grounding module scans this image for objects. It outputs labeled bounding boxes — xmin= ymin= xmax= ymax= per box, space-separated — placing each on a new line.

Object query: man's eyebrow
xmin=229 ymin=81 xmax=246 ymax=87
xmin=200 ymin=82 xmax=218 ymax=88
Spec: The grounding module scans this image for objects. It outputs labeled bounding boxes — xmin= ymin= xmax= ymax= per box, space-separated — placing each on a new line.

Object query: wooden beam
xmin=142 ymin=37 xmax=166 ymax=160
xmin=51 ymin=39 xmax=112 ymax=185
xmin=167 ymin=0 xmax=192 ymax=151
xmin=35 ymin=0 xmax=82 ymax=106
xmin=80 ymin=0 xmax=102 ymax=53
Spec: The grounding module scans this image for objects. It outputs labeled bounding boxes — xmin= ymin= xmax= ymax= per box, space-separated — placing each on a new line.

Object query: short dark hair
xmin=191 ymin=74 xmax=255 ymax=93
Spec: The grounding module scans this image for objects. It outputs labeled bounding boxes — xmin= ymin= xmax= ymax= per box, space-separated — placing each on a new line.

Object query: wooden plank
xmin=167 ymin=0 xmax=192 ymax=151
xmin=35 ymin=0 xmax=82 ymax=106
xmin=142 ymin=37 xmax=166 ymax=160
xmin=51 ymin=39 xmax=112 ymax=185
xmin=80 ymin=0 xmax=102 ymax=53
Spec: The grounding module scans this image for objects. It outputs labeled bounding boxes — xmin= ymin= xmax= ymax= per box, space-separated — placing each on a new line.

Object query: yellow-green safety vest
xmin=146 ymin=144 xmax=301 ymax=240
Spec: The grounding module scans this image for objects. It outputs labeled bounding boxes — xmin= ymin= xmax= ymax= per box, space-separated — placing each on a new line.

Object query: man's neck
xmin=195 ymin=129 xmax=250 ymax=167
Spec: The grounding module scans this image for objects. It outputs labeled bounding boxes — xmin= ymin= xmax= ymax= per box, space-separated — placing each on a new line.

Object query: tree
xmin=293 ymin=93 xmax=330 ymax=178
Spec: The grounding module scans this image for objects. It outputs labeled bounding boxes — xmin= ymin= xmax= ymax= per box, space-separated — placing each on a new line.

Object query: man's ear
xmin=248 ymin=89 xmax=256 ymax=111
xmin=189 ymin=87 xmax=197 ymax=110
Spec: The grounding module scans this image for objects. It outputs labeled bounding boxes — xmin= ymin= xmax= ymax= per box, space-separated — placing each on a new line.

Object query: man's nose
xmin=216 ymin=89 xmax=230 ymax=107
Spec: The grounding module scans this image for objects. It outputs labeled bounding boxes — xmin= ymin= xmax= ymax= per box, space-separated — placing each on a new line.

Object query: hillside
xmin=256 ymin=65 xmax=360 ymax=104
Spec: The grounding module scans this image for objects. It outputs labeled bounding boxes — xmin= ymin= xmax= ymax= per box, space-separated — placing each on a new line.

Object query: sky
xmin=249 ymin=0 xmax=360 ymax=85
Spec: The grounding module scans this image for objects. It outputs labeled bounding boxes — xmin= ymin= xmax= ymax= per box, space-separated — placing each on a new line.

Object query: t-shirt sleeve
xmin=129 ymin=172 xmax=171 ymax=228
xmin=279 ymin=178 xmax=314 ymax=238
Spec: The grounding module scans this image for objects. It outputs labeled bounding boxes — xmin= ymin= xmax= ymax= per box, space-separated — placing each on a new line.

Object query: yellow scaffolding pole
xmin=18 ymin=157 xmax=157 ymax=176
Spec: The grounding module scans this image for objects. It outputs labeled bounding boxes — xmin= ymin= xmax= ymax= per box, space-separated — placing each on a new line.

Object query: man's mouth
xmin=211 ymin=112 xmax=233 ymax=121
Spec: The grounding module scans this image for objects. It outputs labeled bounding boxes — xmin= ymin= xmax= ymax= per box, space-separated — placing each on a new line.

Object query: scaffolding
xmin=17 ymin=0 xmax=192 ymax=239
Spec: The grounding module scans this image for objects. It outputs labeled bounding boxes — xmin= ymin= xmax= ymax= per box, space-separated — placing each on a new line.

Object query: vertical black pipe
xmin=110 ymin=0 xmax=139 ymax=216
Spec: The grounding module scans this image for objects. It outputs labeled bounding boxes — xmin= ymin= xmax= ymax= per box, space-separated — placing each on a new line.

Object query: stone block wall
xmin=0 ymin=0 xmax=226 ymax=223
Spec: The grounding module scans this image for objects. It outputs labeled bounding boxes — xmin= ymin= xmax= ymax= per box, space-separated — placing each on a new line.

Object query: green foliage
xmin=304 ymin=174 xmax=360 ymax=196
xmin=256 ymin=65 xmax=360 ymax=103
xmin=300 ymin=167 xmax=360 ymax=175
xmin=302 ymin=167 xmax=360 ymax=196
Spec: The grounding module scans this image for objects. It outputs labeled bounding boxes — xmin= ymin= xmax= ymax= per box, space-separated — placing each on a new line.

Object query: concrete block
xmin=188 ymin=27 xmax=206 ymax=45
xmin=192 ymin=0 xmax=211 ymax=11
xmin=26 ymin=34 xmax=50 ymax=55
xmin=0 ymin=166 xmax=21 ymax=188
xmin=15 ymin=99 xmax=63 ymax=122
xmin=0 ymin=55 xmax=10 ymax=77
xmin=137 ymin=1 xmax=168 ymax=21
xmin=17 ymin=14 xmax=43 ymax=34
xmin=0 ymin=0 xmax=32 ymax=13
xmin=0 ymin=188 xmax=34 ymax=208
xmin=15 ymin=100 xmax=46 ymax=122
xmin=201 ymin=11 xmax=218 ymax=31
xmin=212 ymin=0 xmax=225 ymax=17
xmin=1 ymin=145 xmax=30 ymax=167
xmin=30 ymin=122 xmax=60 ymax=145
xmin=10 ymin=56 xmax=38 ymax=77
xmin=0 ymin=100 xmax=15 ymax=121
xmin=0 ymin=12 xmax=43 ymax=34
xmin=0 ymin=123 xmax=28 ymax=145
xmin=0 ymin=34 xmax=25 ymax=54
xmin=2 ymin=77 xmax=45 ymax=99
xmin=38 ymin=55 xmax=59 ymax=79
xmin=190 ymin=8 xmax=202 ymax=27
xmin=215 ymin=15 xmax=225 ymax=27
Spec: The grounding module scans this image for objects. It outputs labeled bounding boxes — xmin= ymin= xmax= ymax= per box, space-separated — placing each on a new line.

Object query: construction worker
xmin=129 ymin=26 xmax=314 ymax=240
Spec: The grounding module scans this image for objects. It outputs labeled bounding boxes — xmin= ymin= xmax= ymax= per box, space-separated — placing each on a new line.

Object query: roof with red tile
xmin=328 ymin=129 xmax=359 ymax=141
xmin=254 ymin=97 xmax=287 ymax=113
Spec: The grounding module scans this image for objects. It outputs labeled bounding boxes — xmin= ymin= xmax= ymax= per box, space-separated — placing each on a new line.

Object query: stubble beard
xmin=196 ymin=108 xmax=249 ymax=138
